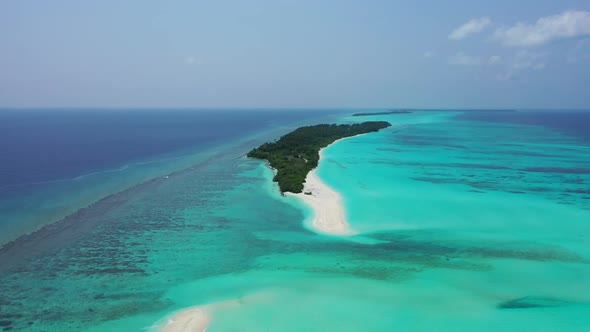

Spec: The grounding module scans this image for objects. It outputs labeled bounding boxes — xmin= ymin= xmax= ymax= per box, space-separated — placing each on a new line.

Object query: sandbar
xmin=286 ymin=141 xmax=355 ymax=235
xmin=161 ymin=307 xmax=210 ymax=332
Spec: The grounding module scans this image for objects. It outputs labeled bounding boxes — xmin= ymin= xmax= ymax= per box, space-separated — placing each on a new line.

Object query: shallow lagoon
xmin=0 ymin=110 xmax=589 ymax=331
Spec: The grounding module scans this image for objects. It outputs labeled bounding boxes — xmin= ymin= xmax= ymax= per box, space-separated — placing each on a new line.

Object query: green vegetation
xmin=247 ymin=121 xmax=391 ymax=193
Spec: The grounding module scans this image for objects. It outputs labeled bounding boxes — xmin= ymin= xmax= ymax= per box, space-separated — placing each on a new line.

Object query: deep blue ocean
xmin=0 ymin=109 xmax=340 ymax=244
xmin=0 ymin=109 xmax=332 ymax=190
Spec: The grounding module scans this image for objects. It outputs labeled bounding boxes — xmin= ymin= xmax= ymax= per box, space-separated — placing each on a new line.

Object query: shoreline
xmin=158 ymin=292 xmax=271 ymax=332
xmin=0 ymin=116 xmax=324 ymax=248
xmin=161 ymin=306 xmax=211 ymax=332
xmin=285 ymin=137 xmax=359 ymax=236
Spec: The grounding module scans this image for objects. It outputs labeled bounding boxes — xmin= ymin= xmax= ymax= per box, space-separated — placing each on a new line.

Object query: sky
xmin=1 ymin=0 xmax=589 ymax=109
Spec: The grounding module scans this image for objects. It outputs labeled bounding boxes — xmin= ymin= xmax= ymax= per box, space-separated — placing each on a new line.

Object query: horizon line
xmin=1 ymin=107 xmax=590 ymax=111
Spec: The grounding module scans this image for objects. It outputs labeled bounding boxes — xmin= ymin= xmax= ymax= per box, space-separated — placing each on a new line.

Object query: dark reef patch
xmin=566 ymin=189 xmax=590 ymax=195
xmin=523 ymin=167 xmax=590 ymax=175
xmin=410 ymin=176 xmax=497 ymax=190
xmin=366 ymin=231 xmax=589 ymax=265
xmin=501 ymin=150 xmax=560 ymax=158
xmin=498 ymin=296 xmax=573 ymax=309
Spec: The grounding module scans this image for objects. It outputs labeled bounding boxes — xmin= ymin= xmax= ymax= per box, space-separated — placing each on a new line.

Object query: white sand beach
xmin=286 ymin=142 xmax=355 ymax=236
xmin=161 ymin=307 xmax=211 ymax=332
xmin=159 ymin=292 xmax=272 ymax=332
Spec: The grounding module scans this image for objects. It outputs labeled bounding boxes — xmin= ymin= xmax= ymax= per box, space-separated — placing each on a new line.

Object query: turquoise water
xmin=0 ymin=110 xmax=589 ymax=331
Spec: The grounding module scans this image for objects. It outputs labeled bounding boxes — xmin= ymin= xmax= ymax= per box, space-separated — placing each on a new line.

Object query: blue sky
xmin=1 ymin=0 xmax=589 ymax=109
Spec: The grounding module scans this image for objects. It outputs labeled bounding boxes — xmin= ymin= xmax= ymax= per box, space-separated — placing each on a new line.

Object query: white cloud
xmin=449 ymin=17 xmax=492 ymax=40
xmin=493 ymin=10 xmax=590 ymax=47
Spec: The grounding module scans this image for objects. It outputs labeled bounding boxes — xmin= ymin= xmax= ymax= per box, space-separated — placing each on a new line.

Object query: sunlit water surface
xmin=0 ymin=110 xmax=589 ymax=331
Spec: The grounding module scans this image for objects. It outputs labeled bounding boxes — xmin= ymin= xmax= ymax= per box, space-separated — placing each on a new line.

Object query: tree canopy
xmin=247 ymin=121 xmax=391 ymax=193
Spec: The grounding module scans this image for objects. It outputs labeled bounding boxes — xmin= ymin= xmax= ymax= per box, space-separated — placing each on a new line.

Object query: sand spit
xmin=285 ymin=139 xmax=358 ymax=236
xmin=161 ymin=307 xmax=211 ymax=332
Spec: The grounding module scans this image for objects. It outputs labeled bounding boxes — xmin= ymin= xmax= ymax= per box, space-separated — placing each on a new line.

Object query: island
xmin=247 ymin=121 xmax=391 ymax=193
xmin=352 ymin=110 xmax=412 ymax=116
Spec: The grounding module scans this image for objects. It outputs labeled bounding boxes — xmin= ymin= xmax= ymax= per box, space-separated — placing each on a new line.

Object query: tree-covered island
xmin=247 ymin=121 xmax=391 ymax=193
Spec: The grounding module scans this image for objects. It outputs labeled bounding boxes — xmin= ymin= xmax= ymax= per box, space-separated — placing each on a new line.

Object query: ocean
xmin=0 ymin=109 xmax=334 ymax=244
xmin=0 ymin=109 xmax=589 ymax=331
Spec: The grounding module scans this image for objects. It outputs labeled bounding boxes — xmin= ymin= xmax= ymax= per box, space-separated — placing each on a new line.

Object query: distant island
xmin=352 ymin=110 xmax=413 ymax=116
xmin=247 ymin=121 xmax=391 ymax=193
